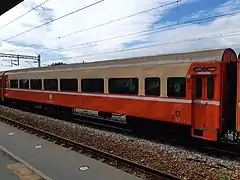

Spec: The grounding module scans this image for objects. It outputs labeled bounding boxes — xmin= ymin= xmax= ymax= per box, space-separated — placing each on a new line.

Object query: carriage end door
xmin=192 ymin=76 xmax=219 ymax=140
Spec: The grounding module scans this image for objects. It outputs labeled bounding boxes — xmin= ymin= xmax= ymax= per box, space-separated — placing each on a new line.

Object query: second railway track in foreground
xmin=0 ymin=114 xmax=181 ymax=180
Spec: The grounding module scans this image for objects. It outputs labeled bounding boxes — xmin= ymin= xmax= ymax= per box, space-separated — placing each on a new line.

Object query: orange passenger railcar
xmin=0 ymin=72 xmax=7 ymax=101
xmin=2 ymin=48 xmax=240 ymax=141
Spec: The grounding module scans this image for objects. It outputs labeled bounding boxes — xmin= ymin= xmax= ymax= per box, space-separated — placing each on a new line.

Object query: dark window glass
xmin=207 ymin=77 xmax=214 ymax=99
xmin=5 ymin=79 xmax=8 ymax=88
xmin=19 ymin=79 xmax=29 ymax=89
xmin=60 ymin=79 xmax=78 ymax=92
xmin=196 ymin=78 xmax=202 ymax=99
xmin=44 ymin=79 xmax=58 ymax=91
xmin=167 ymin=77 xmax=186 ymax=98
xmin=81 ymin=78 xmax=104 ymax=93
xmin=10 ymin=80 xmax=18 ymax=88
xmin=30 ymin=79 xmax=42 ymax=90
xmin=108 ymin=78 xmax=138 ymax=95
xmin=145 ymin=77 xmax=160 ymax=96
xmin=0 ymin=79 xmax=2 ymax=88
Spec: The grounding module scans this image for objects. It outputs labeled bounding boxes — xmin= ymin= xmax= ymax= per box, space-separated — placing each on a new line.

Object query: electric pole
xmin=0 ymin=53 xmax=41 ymax=67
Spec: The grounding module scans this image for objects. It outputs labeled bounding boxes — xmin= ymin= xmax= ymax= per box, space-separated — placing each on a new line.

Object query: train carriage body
xmin=2 ymin=48 xmax=240 ymax=141
xmin=0 ymin=72 xmax=3 ymax=101
xmin=0 ymin=72 xmax=7 ymax=101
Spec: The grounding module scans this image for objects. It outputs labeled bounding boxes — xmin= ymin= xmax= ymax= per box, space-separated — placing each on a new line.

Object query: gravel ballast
xmin=0 ymin=106 xmax=240 ymax=180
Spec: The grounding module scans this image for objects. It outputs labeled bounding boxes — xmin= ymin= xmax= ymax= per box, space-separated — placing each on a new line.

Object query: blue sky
xmin=155 ymin=0 xmax=227 ymax=24
xmin=0 ymin=0 xmax=239 ymax=69
xmin=124 ymin=0 xmax=240 ymax=49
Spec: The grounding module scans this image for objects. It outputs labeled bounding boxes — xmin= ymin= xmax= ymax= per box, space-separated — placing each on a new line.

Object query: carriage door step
xmin=193 ymin=129 xmax=203 ymax=137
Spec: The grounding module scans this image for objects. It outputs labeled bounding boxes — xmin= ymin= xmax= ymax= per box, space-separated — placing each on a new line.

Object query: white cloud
xmin=215 ymin=0 xmax=240 ymax=13
xmin=0 ymin=0 xmax=239 ymax=70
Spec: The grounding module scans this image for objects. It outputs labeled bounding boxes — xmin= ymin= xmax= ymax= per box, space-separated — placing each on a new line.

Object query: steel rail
xmin=3 ymin=103 xmax=240 ymax=159
xmin=0 ymin=114 xmax=181 ymax=180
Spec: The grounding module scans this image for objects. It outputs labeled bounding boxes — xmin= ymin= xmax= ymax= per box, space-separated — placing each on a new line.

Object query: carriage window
xmin=44 ymin=79 xmax=58 ymax=91
xmin=10 ymin=80 xmax=18 ymax=88
xmin=19 ymin=80 xmax=29 ymax=89
xmin=81 ymin=78 xmax=104 ymax=93
xmin=167 ymin=77 xmax=186 ymax=98
xmin=60 ymin=79 xmax=78 ymax=92
xmin=0 ymin=79 xmax=1 ymax=88
xmin=30 ymin=79 xmax=42 ymax=90
xmin=207 ymin=77 xmax=214 ymax=99
xmin=5 ymin=79 xmax=9 ymax=88
xmin=145 ymin=77 xmax=160 ymax=96
xmin=196 ymin=78 xmax=202 ymax=98
xmin=109 ymin=78 xmax=138 ymax=95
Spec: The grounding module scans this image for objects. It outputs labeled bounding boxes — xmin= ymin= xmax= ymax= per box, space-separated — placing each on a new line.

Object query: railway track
xmin=0 ymin=114 xmax=181 ymax=180
xmin=74 ymin=116 xmax=240 ymax=159
xmin=3 ymin=103 xmax=240 ymax=160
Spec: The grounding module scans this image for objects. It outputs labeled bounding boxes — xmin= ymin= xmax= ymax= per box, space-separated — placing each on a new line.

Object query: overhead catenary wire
xmin=12 ymin=0 xmax=182 ymax=52
xmin=7 ymin=0 xmax=240 ymax=60
xmin=43 ymin=9 xmax=240 ymax=54
xmin=49 ymin=0 xmax=181 ymax=41
xmin=48 ymin=30 xmax=240 ymax=61
xmin=0 ymin=0 xmax=51 ymax=29
xmin=2 ymin=0 xmax=104 ymax=42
